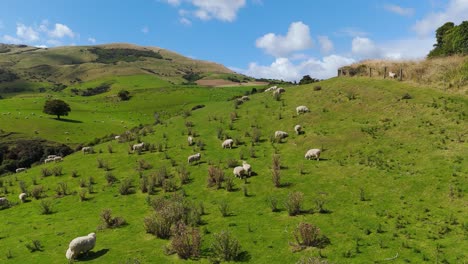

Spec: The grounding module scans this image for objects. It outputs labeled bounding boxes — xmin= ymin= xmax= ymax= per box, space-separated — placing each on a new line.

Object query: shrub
xmin=52 ymin=166 xmax=63 ymax=176
xmin=267 ymin=196 xmax=279 ymax=212
xmin=31 ymin=185 xmax=44 ymax=199
xmin=226 ymin=159 xmax=238 ymax=168
xmin=99 ymin=208 xmax=126 ymax=229
xmin=251 ymin=128 xmax=261 ymax=143
xmin=297 ymin=257 xmax=329 ymax=264
xmin=41 ymin=168 xmax=52 ymax=177
xmin=211 ymin=231 xmax=242 ymax=262
xmin=171 ymin=222 xmax=202 ymax=259
xmin=55 ymin=182 xmax=68 ymax=196
xmin=107 ymin=144 xmax=114 ymax=153
xmin=119 ymin=178 xmax=134 ymax=195
xmin=79 ymin=189 xmax=87 ymax=202
xmin=207 ymin=166 xmax=224 ymax=189
xmin=25 ymin=240 xmax=43 ymax=252
xmin=140 ymin=175 xmax=148 ymax=193
xmin=218 ymin=200 xmax=230 ymax=217
xmin=144 ymin=213 xmax=172 ymax=239
xmin=71 ymin=170 xmax=79 ymax=178
xmin=402 ymin=93 xmax=413 ymax=100
xmin=18 ymin=181 xmax=27 ymax=193
xmin=105 ymin=172 xmax=118 ymax=186
xmin=272 ymin=168 xmax=281 ymax=188
xmin=313 ymin=85 xmax=322 ymax=91
xmin=285 ymin=191 xmax=304 ymax=216
xmin=39 ymin=200 xmax=53 ymax=215
xmin=178 ymin=165 xmax=190 ymax=185
xmin=293 ymin=222 xmax=330 ymax=249
xmin=162 ymin=177 xmax=178 ymax=193
xmin=225 ymin=177 xmax=235 ymax=192
xmin=118 ymin=90 xmax=130 ymax=101
xmin=137 ymin=159 xmax=152 ymax=171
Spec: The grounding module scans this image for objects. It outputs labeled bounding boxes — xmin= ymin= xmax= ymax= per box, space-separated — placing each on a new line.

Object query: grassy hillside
xmin=0 ymin=77 xmax=466 ymax=263
xmin=338 ymin=55 xmax=468 ymax=94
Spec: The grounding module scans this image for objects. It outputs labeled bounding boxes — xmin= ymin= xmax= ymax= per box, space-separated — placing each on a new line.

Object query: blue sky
xmin=1 ymin=0 xmax=467 ymax=81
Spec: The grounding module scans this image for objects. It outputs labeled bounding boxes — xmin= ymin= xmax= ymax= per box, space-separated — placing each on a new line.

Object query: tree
xmin=117 ymin=90 xmax=130 ymax=101
xmin=299 ymin=75 xmax=318 ymax=85
xmin=43 ymin=99 xmax=71 ymax=119
xmin=428 ymin=21 xmax=468 ymax=57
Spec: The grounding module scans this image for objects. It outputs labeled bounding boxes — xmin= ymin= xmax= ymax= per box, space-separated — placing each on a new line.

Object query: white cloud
xmin=2 ymin=35 xmax=22 ymax=44
xmin=35 ymin=45 xmax=48 ymax=48
xmin=48 ymin=23 xmax=75 ymax=38
xmin=351 ymin=36 xmax=435 ymax=60
xmin=141 ymin=26 xmax=149 ymax=34
xmin=162 ymin=0 xmax=246 ymax=22
xmin=256 ymin=21 xmax=313 ymax=58
xmin=384 ymin=4 xmax=414 ymax=16
xmin=238 ymin=55 xmax=355 ymax=82
xmin=88 ymin=37 xmax=96 ymax=44
xmin=318 ymin=36 xmax=334 ymax=54
xmin=46 ymin=39 xmax=62 ymax=46
xmin=16 ymin=23 xmax=40 ymax=42
xmin=413 ymin=0 xmax=468 ymax=36
xmin=180 ymin=17 xmax=192 ymax=25
xmin=163 ymin=0 xmax=181 ymax=6
xmin=351 ymin=37 xmax=382 ymax=59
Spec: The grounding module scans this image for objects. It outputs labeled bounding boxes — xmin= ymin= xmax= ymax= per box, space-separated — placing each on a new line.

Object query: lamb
xmin=296 ymin=105 xmax=309 ymax=115
xmin=53 ymin=156 xmax=63 ymax=162
xmin=222 ymin=139 xmax=234 ymax=149
xmin=19 ymin=193 xmax=27 ymax=202
xmin=274 ymin=131 xmax=289 ymax=140
xmin=305 ymin=149 xmax=321 ymax=161
xmin=44 ymin=158 xmax=55 ymax=164
xmin=294 ymin=125 xmax=302 ymax=135
xmin=65 ymin=233 xmax=96 ymax=260
xmin=242 ymin=161 xmax=251 ymax=176
xmin=233 ymin=166 xmax=246 ymax=178
xmin=188 ymin=153 xmax=201 ymax=164
xmin=188 ymin=136 xmax=194 ymax=146
xmin=82 ymin=147 xmax=93 ymax=154
xmin=132 ymin=142 xmax=145 ymax=152
xmin=15 ymin=168 xmax=27 ymax=173
xmin=388 ymin=71 xmax=397 ymax=78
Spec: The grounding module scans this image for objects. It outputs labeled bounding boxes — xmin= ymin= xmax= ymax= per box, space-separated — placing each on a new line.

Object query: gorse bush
xmin=211 ymin=231 xmax=242 ymax=262
xmin=293 ymin=222 xmax=330 ymax=249
xmin=170 ymin=222 xmax=201 ymax=259
xmin=285 ymin=191 xmax=304 ymax=216
xmin=99 ymin=208 xmax=126 ymax=229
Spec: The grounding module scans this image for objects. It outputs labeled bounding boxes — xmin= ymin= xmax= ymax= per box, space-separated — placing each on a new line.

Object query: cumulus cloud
xmin=351 ymin=37 xmax=382 ymax=59
xmin=413 ymin=0 xmax=468 ymax=36
xmin=384 ymin=4 xmax=414 ymax=16
xmin=162 ymin=0 xmax=246 ymax=22
xmin=48 ymin=23 xmax=75 ymax=38
xmin=238 ymin=55 xmax=355 ymax=81
xmin=2 ymin=35 xmax=22 ymax=44
xmin=256 ymin=21 xmax=313 ymax=58
xmin=318 ymin=36 xmax=334 ymax=54
xmin=88 ymin=37 xmax=96 ymax=44
xmin=16 ymin=23 xmax=40 ymax=42
xmin=351 ymin=36 xmax=435 ymax=60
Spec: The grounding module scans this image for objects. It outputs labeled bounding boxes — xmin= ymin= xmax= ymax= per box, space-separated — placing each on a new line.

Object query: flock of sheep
xmin=5 ymin=85 xmax=323 ymax=260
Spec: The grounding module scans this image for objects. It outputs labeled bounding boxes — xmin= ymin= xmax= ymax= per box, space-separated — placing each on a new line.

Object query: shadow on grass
xmin=54 ymin=118 xmax=83 ymax=123
xmin=236 ymin=251 xmax=251 ymax=262
xmin=79 ymin=248 xmax=109 ymax=261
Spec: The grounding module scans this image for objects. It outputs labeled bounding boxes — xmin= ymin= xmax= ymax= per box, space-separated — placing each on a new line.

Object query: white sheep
xmin=44 ymin=158 xmax=55 ymax=164
xmin=305 ymin=149 xmax=321 ymax=161
xmin=114 ymin=135 xmax=121 ymax=140
xmin=241 ymin=95 xmax=250 ymax=101
xmin=273 ymin=87 xmax=285 ymax=95
xmin=19 ymin=193 xmax=27 ymax=202
xmin=274 ymin=131 xmax=289 ymax=140
xmin=388 ymin=71 xmax=397 ymax=78
xmin=47 ymin=155 xmax=57 ymax=159
xmin=188 ymin=136 xmax=194 ymax=146
xmin=233 ymin=166 xmax=246 ymax=178
xmin=132 ymin=142 xmax=145 ymax=152
xmin=53 ymin=156 xmax=63 ymax=162
xmin=15 ymin=168 xmax=26 ymax=173
xmin=82 ymin=147 xmax=93 ymax=154
xmin=242 ymin=161 xmax=251 ymax=176
xmin=294 ymin=125 xmax=302 ymax=135
xmin=65 ymin=233 xmax=96 ymax=260
xmin=222 ymin=139 xmax=234 ymax=149
xmin=0 ymin=197 xmax=9 ymax=206
xmin=188 ymin=153 xmax=201 ymax=164
xmin=264 ymin=86 xmax=277 ymax=92
xmin=296 ymin=105 xmax=309 ymax=115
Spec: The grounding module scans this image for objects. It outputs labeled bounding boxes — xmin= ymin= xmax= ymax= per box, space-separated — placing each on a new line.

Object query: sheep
xmin=273 ymin=87 xmax=285 ymax=95
xmin=0 ymin=197 xmax=9 ymax=206
xmin=82 ymin=147 xmax=93 ymax=154
xmin=242 ymin=161 xmax=251 ymax=176
xmin=296 ymin=105 xmax=309 ymax=115
xmin=274 ymin=131 xmax=289 ymax=140
xmin=188 ymin=153 xmax=201 ymax=164
xmin=264 ymin=86 xmax=277 ymax=92
xmin=47 ymin=155 xmax=57 ymax=159
xmin=241 ymin=95 xmax=250 ymax=101
xmin=44 ymin=158 xmax=55 ymax=164
xmin=188 ymin=136 xmax=194 ymax=146
xmin=115 ymin=135 xmax=121 ymax=140
xmin=294 ymin=125 xmax=302 ymax=135
xmin=233 ymin=166 xmax=246 ymax=178
xmin=19 ymin=193 xmax=27 ymax=202
xmin=388 ymin=71 xmax=397 ymax=78
xmin=222 ymin=139 xmax=234 ymax=149
xmin=53 ymin=156 xmax=63 ymax=162
xmin=65 ymin=233 xmax=96 ymax=260
xmin=132 ymin=142 xmax=145 ymax=152
xmin=15 ymin=168 xmax=26 ymax=173
xmin=305 ymin=149 xmax=321 ymax=161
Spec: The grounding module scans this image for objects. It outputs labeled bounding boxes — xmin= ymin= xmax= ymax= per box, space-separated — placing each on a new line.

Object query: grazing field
xmin=0 ymin=77 xmax=467 ymax=263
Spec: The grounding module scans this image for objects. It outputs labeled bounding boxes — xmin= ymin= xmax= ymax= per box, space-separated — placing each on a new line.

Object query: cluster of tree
xmin=299 ymin=75 xmax=320 ymax=85
xmin=182 ymin=72 xmax=202 ymax=84
xmin=117 ymin=90 xmax=131 ymax=101
xmin=428 ymin=21 xmax=468 ymax=58
xmin=0 ymin=69 xmax=19 ymax=83
xmin=90 ymin=48 xmax=163 ymax=64
xmin=71 ymin=83 xmax=111 ymax=96
xmin=0 ymin=139 xmax=73 ymax=174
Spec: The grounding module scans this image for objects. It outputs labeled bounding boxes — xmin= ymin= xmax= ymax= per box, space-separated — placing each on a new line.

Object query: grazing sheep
xmin=82 ymin=147 xmax=93 ymax=154
xmin=241 ymin=95 xmax=250 ymax=101
xmin=274 ymin=131 xmax=289 ymax=140
xmin=132 ymin=142 xmax=145 ymax=152
xmin=296 ymin=105 xmax=309 ymax=115
xmin=15 ymin=168 xmax=27 ymax=173
xmin=264 ymin=86 xmax=277 ymax=92
xmin=187 ymin=153 xmax=201 ymax=164
xmin=44 ymin=158 xmax=55 ymax=164
xmin=233 ymin=166 xmax=246 ymax=178
xmin=47 ymin=155 xmax=57 ymax=159
xmin=19 ymin=193 xmax=27 ymax=202
xmin=53 ymin=156 xmax=63 ymax=162
xmin=389 ymin=71 xmax=397 ymax=78
xmin=305 ymin=149 xmax=321 ymax=161
xmin=222 ymin=139 xmax=234 ymax=149
xmin=65 ymin=233 xmax=96 ymax=260
xmin=188 ymin=136 xmax=194 ymax=146
xmin=0 ymin=197 xmax=9 ymax=206
xmin=273 ymin=87 xmax=285 ymax=96
xmin=242 ymin=161 xmax=251 ymax=176
xmin=115 ymin=135 xmax=121 ymax=140
xmin=294 ymin=125 xmax=302 ymax=135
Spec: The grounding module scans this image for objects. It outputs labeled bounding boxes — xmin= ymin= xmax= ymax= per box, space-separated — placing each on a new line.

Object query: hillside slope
xmin=0 ymin=78 xmax=466 ymax=263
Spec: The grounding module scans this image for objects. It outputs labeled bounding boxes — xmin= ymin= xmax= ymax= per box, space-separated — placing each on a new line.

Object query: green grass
xmin=0 ymin=77 xmax=466 ymax=263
